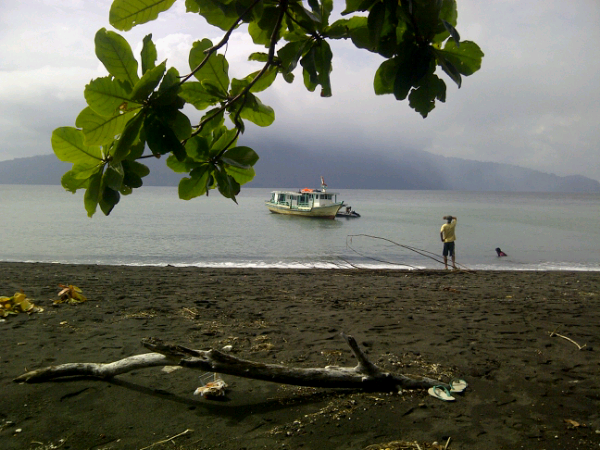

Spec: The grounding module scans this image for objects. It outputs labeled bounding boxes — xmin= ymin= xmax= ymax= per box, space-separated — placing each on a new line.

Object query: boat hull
xmin=265 ymin=202 xmax=343 ymax=219
xmin=336 ymin=211 xmax=361 ymax=218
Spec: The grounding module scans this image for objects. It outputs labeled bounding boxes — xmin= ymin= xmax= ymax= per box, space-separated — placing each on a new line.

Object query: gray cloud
xmin=0 ymin=0 xmax=599 ymax=181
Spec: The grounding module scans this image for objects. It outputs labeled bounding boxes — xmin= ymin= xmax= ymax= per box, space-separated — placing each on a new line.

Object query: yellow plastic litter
xmin=0 ymin=291 xmax=43 ymax=317
xmin=54 ymin=284 xmax=87 ymax=305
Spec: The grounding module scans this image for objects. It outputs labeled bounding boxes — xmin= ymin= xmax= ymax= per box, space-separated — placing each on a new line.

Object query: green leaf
xmin=316 ymin=0 xmax=334 ymax=28
xmin=141 ymin=34 xmax=157 ymax=74
xmin=301 ymin=46 xmax=318 ymax=92
xmin=341 ymin=0 xmax=365 ymax=14
xmin=439 ymin=0 xmax=458 ymax=26
xmin=374 ymin=58 xmax=398 ymax=95
xmin=342 ymin=0 xmax=378 ymax=15
xmin=282 ymin=72 xmax=294 ymax=83
xmin=70 ymin=162 xmax=105 ymax=180
xmin=126 ymin=140 xmax=146 ymax=160
xmin=327 ymin=17 xmax=374 ymax=51
xmin=75 ymin=106 xmax=134 ymax=146
xmin=121 ymin=160 xmax=149 ymax=188
xmin=375 ymin=42 xmax=433 ymax=101
xmin=409 ymin=0 xmax=443 ymax=42
xmin=112 ymin=111 xmax=145 ymax=163
xmin=231 ymin=67 xmax=278 ymax=95
xmin=144 ymin=113 xmax=187 ymax=160
xmin=286 ymin=3 xmax=317 ymax=35
xmin=278 ymin=40 xmax=310 ymax=73
xmin=180 ymin=82 xmax=223 ymax=110
xmin=301 ymin=41 xmax=333 ymax=96
xmin=95 ymin=28 xmax=139 ymax=86
xmin=123 ymin=171 xmax=143 ymax=189
xmin=224 ymin=164 xmax=255 ymax=185
xmin=185 ymin=0 xmax=239 ymax=31
xmin=209 ymin=127 xmax=238 ymax=157
xmin=433 ymin=0 xmax=458 ymax=44
xmin=103 ymin=162 xmax=125 ymax=190
xmin=198 ymin=108 xmax=225 ymax=137
xmin=221 ymin=146 xmax=259 ymax=169
xmin=367 ymin=2 xmax=386 ymax=49
xmin=442 ymin=20 xmax=460 ymax=47
xmin=186 ymin=135 xmax=211 ymax=162
xmin=165 ymin=110 xmax=192 ymax=141
xmin=123 ymin=160 xmax=150 ymax=177
xmin=130 ymin=60 xmax=166 ymax=101
xmin=84 ymin=76 xmax=137 ymax=118
xmin=236 ymin=93 xmax=275 ymax=127
xmin=99 ymin=186 xmax=120 ymax=215
xmin=167 ymin=154 xmax=191 ymax=173
xmin=248 ymin=6 xmax=284 ymax=46
xmin=179 ymin=165 xmax=211 ymax=200
xmin=109 ymin=0 xmax=178 ymax=31
xmin=436 ymin=40 xmax=484 ymax=76
xmin=367 ymin=1 xmax=398 ymax=57
xmin=61 ymin=170 xmax=91 ymax=193
xmin=313 ymin=40 xmax=333 ymax=97
xmin=154 ymin=67 xmax=181 ymax=105
xmin=199 ymin=80 xmax=229 ymax=100
xmin=248 ymin=52 xmax=269 ymax=63
xmin=189 ymin=39 xmax=230 ymax=96
xmin=84 ymin=168 xmax=104 ymax=217
xmin=408 ymin=73 xmax=446 ymax=118
xmin=436 ymin=55 xmax=462 ymax=88
xmin=52 ymin=127 xmax=104 ymax=164
xmin=214 ymin=168 xmax=240 ymax=202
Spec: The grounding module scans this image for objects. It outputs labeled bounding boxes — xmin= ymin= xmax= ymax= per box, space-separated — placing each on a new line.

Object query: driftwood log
xmin=14 ymin=333 xmax=449 ymax=392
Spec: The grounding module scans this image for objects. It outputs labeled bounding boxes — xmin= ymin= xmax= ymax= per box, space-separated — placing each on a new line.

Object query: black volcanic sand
xmin=1 ymin=263 xmax=600 ymax=450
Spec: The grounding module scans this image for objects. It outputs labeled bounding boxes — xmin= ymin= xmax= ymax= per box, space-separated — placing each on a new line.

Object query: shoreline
xmin=2 ymin=262 xmax=600 ymax=449
xmin=2 ymin=260 xmax=600 ymax=272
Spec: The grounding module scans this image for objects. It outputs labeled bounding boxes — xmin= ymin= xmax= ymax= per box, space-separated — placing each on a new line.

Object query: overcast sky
xmin=1 ymin=0 xmax=599 ymax=181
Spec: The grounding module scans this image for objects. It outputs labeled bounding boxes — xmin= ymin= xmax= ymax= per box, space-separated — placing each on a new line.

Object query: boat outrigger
xmin=265 ymin=177 xmax=344 ymax=219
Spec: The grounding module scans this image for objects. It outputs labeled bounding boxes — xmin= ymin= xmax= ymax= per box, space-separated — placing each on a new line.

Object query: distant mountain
xmin=1 ymin=143 xmax=599 ymax=193
xmin=245 ymin=138 xmax=600 ymax=193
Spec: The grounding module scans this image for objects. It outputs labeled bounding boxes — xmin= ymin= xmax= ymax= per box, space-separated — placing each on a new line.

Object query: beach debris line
xmin=564 ymin=419 xmax=586 ymax=429
xmin=364 ymin=436 xmax=452 ymax=450
xmin=54 ymin=284 xmax=87 ymax=305
xmin=194 ymin=372 xmax=227 ymax=397
xmin=0 ymin=291 xmax=43 ymax=317
xmin=138 ymin=428 xmax=192 ymax=450
xmin=14 ymin=333 xmax=458 ymax=396
xmin=548 ymin=328 xmax=587 ymax=350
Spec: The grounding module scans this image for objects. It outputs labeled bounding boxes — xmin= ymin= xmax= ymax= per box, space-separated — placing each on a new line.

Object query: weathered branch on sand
xmin=15 ymin=333 xmax=447 ymax=392
xmin=549 ymin=329 xmax=587 ymax=350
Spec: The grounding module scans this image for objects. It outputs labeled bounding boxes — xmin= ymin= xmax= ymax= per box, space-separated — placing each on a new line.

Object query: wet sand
xmin=1 ymin=263 xmax=600 ymax=449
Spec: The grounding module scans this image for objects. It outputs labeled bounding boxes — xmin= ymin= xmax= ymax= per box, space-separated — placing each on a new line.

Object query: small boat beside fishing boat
xmin=265 ymin=177 xmax=344 ymax=219
xmin=336 ymin=206 xmax=361 ymax=218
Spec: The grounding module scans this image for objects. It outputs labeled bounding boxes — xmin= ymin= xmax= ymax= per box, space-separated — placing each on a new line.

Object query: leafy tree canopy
xmin=52 ymin=0 xmax=483 ymax=217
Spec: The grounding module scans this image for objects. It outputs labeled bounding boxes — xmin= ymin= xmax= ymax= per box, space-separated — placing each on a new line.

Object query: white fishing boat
xmin=265 ymin=177 xmax=344 ymax=219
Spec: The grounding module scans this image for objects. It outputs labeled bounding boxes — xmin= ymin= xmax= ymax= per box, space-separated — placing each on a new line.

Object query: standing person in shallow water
xmin=440 ymin=216 xmax=458 ymax=270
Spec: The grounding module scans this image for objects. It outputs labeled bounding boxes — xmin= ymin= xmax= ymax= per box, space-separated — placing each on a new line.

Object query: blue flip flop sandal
xmin=428 ymin=385 xmax=456 ymax=401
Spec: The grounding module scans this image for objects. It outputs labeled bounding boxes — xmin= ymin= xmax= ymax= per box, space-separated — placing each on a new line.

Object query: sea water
xmin=1 ymin=185 xmax=599 ymax=271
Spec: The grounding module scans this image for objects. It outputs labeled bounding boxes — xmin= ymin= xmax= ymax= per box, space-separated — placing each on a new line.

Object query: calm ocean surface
xmin=1 ymin=185 xmax=599 ymax=271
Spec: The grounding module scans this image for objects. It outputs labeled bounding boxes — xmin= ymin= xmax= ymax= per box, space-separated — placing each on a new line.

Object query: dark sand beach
xmin=1 ymin=263 xmax=600 ymax=449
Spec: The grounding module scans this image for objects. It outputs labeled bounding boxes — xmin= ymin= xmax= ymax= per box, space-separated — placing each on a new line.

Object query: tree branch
xmin=15 ymin=335 xmax=448 ymax=393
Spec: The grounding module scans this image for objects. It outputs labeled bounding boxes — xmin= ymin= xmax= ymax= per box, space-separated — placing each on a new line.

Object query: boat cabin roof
xmin=270 ymin=189 xmax=339 ymax=195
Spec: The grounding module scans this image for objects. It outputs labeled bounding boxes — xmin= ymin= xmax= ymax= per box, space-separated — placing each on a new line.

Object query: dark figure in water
xmin=496 ymin=247 xmax=507 ymax=257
